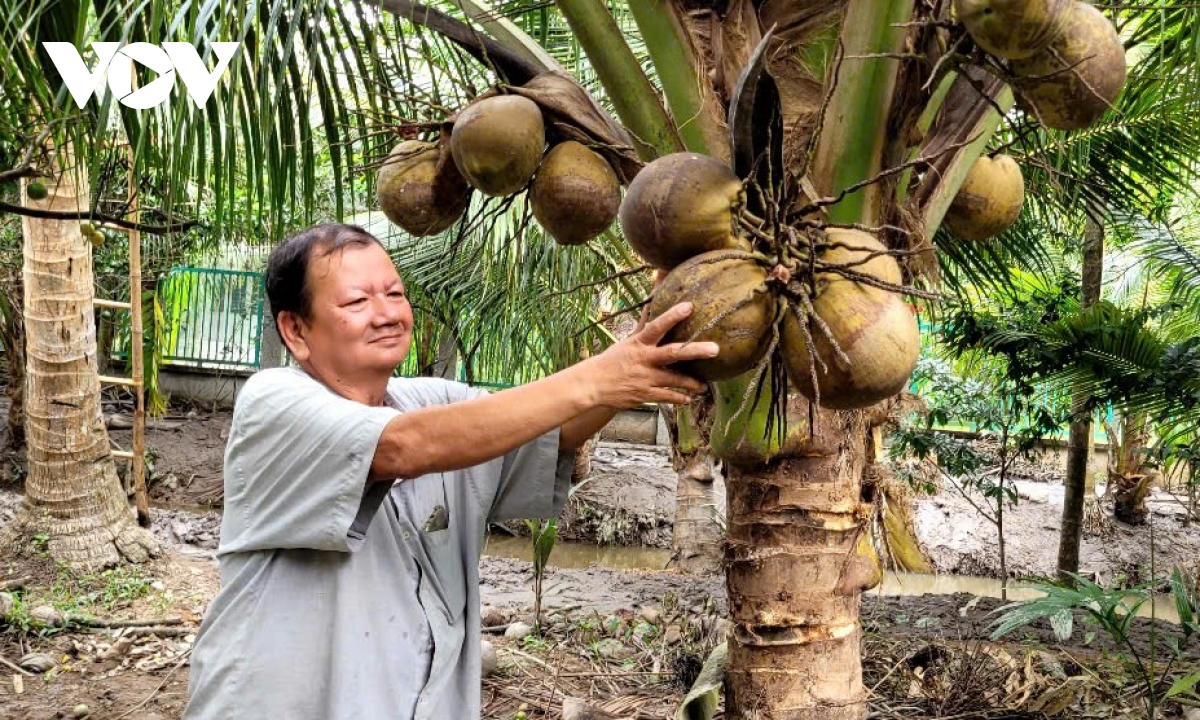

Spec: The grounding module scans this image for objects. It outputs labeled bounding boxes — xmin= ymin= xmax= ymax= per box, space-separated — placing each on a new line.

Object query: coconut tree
xmin=7 ymin=1 xmax=1200 ymax=714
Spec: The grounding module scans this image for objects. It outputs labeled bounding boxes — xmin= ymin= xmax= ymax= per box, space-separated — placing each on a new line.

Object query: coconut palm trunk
xmin=555 ymin=0 xmax=1008 ymax=713
xmin=1108 ymin=411 xmax=1154 ymax=525
xmin=13 ymin=146 xmax=158 ymax=568
xmin=723 ymin=406 xmax=875 ymax=717
xmin=1058 ymin=213 xmax=1105 ymax=577
xmin=668 ymin=398 xmax=725 ymax=574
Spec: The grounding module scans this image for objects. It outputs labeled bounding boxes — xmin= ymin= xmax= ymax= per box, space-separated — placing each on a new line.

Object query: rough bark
xmin=14 ymin=147 xmax=159 ymax=568
xmin=725 ymin=407 xmax=875 ymax=719
xmin=1057 ymin=214 xmax=1104 ymax=578
xmin=0 ymin=288 xmax=25 ymax=450
xmin=668 ymin=397 xmax=725 ymax=574
xmin=1108 ymin=412 xmax=1152 ymax=525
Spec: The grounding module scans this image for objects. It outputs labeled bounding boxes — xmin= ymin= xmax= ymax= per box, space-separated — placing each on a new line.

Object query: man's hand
xmin=582 ymin=301 xmax=717 ymax=410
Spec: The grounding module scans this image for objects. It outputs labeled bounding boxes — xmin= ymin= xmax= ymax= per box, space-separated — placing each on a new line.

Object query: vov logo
xmin=42 ymin=42 xmax=241 ymax=110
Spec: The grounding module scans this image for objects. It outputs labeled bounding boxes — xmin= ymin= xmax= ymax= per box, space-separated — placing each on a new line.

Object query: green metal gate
xmin=157 ymin=267 xmax=265 ymax=370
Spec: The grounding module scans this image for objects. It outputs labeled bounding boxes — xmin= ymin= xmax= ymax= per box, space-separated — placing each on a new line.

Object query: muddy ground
xmin=1 ymin=496 xmax=1197 ymax=719
xmin=2 ymin=402 xmax=1200 ymax=717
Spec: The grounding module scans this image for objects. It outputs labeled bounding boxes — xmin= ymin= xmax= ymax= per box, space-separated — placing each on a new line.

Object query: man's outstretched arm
xmin=370 ymin=302 xmax=714 ymax=481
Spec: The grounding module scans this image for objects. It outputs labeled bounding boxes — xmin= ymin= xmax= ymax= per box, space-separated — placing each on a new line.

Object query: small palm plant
xmin=991 ymin=569 xmax=1200 ymax=718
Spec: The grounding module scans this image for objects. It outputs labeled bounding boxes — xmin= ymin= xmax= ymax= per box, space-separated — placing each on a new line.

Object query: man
xmin=183 ymin=223 xmax=716 ymax=719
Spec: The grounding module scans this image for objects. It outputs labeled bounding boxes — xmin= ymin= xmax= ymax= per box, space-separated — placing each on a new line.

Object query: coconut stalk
xmin=447 ymin=0 xmax=566 ymax=73
xmin=908 ymin=69 xmax=1014 ymax=235
xmin=811 ymin=0 xmax=915 ymax=225
xmin=553 ymin=0 xmax=685 ymax=160
xmin=625 ymin=1 xmax=727 ymax=160
xmin=9 ymin=144 xmax=159 ymax=568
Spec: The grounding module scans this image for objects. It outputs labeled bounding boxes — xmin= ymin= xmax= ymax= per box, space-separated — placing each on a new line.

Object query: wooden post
xmin=127 ymin=153 xmax=149 ymax=528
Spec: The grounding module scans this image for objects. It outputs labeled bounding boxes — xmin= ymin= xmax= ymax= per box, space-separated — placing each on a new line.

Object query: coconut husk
xmin=647 ymin=250 xmax=776 ymax=381
xmin=449 ymin=73 xmax=642 ymax=185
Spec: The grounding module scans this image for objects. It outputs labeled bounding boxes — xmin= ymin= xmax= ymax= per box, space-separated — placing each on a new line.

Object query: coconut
xmin=647 ymin=250 xmax=775 ymax=381
xmin=782 ymin=232 xmax=919 ymax=409
xmin=377 ymin=140 xmax=472 ymax=237
xmin=816 ymin=229 xmax=903 ymax=287
xmin=1011 ymin=1 xmax=1127 ymax=131
xmin=530 ymin=141 xmax=621 ymax=246
xmin=619 ymin=153 xmax=744 ymax=269
xmin=954 ymin=0 xmax=1070 ymax=59
xmin=450 ymin=94 xmax=545 ymax=196
xmin=26 ymin=181 xmax=48 ymax=201
xmin=943 ymin=154 xmax=1025 ymax=240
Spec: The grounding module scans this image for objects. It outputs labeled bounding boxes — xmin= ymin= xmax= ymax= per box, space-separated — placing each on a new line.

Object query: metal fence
xmin=157 ymin=267 xmax=265 ymax=370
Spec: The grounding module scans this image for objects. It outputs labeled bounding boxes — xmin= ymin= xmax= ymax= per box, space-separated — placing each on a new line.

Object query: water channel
xmin=483 ymin=535 xmax=1183 ymax=624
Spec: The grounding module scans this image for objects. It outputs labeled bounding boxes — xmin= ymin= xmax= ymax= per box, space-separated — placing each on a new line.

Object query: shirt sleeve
xmin=218 ymin=369 xmax=401 ymax=554
xmin=385 ymin=377 xmax=576 ymax=521
xmin=487 ymin=428 xmax=576 ymax=522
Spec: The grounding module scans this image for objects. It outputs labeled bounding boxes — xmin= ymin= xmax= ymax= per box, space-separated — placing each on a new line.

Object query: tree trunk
xmin=259 ymin=298 xmax=285 ymax=369
xmin=13 ymin=147 xmax=159 ymax=568
xmin=1058 ymin=214 xmax=1104 ymax=578
xmin=1109 ymin=412 xmax=1152 ymax=525
xmin=725 ymin=406 xmax=875 ymax=718
xmin=669 ymin=398 xmax=725 ymax=574
xmin=431 ymin=327 xmax=458 ymax=380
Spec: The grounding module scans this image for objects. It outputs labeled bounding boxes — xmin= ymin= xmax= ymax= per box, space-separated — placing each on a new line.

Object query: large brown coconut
xmin=954 ymin=0 xmax=1070 ymax=59
xmin=450 ymin=94 xmax=545 ymax=196
xmin=943 ymin=154 xmax=1025 ymax=240
xmin=618 ymin=153 xmax=744 ymax=269
xmin=782 ymin=232 xmax=919 ymax=409
xmin=817 ymin=228 xmax=903 ymax=287
xmin=376 ymin=140 xmax=472 ymax=237
xmin=1011 ymin=1 xmax=1127 ymax=131
xmin=647 ymin=250 xmax=776 ymax=381
xmin=530 ymin=141 xmax=621 ymax=246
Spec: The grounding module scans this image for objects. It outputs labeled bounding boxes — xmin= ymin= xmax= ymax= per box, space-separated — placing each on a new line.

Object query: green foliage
xmin=890 ymin=356 xmax=1064 ymax=484
xmin=992 ymin=569 xmax=1200 ymax=716
xmin=943 ymin=280 xmax=1200 ymax=447
xmin=523 ymin=476 xmax=595 ymax=634
xmin=1 ymin=563 xmax=156 ymax=637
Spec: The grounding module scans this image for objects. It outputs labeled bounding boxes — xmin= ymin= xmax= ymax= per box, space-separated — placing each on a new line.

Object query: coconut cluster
xmin=624 ymin=153 xmax=919 ymax=409
xmin=376 ymin=93 xmax=621 ymax=245
xmin=943 ymin=0 xmax=1125 ymax=241
xmin=955 ymin=0 xmax=1127 ymax=130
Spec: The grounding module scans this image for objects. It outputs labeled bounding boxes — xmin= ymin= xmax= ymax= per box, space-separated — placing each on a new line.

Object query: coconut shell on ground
xmin=618 ymin=153 xmax=744 ymax=269
xmin=1010 ymin=1 xmax=1127 ymax=131
xmin=944 ymin=154 xmax=1025 ymax=240
xmin=954 ymin=0 xmax=1070 ymax=59
xmin=782 ymin=231 xmax=919 ymax=409
xmin=647 ymin=250 xmax=775 ymax=382
xmin=530 ymin=141 xmax=621 ymax=246
xmin=377 ymin=140 xmax=472 ymax=237
xmin=450 ymin=94 xmax=545 ymax=197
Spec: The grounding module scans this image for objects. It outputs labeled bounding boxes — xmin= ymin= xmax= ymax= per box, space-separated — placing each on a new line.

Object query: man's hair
xmin=265 ymin=223 xmax=384 ymax=332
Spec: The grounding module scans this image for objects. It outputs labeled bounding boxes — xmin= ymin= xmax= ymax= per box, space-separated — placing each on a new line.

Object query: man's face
xmin=288 ymin=241 xmax=414 ymax=376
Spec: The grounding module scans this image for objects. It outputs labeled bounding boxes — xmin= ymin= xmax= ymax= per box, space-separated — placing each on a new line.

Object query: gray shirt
xmin=184 ymin=367 xmax=572 ymax=720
